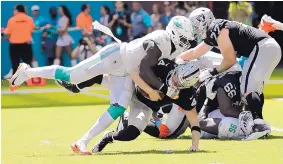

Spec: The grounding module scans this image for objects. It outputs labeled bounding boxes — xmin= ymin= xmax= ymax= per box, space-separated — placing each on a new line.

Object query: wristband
xmin=209 ymin=68 xmax=219 ymax=76
xmin=159 ymin=83 xmax=168 ymax=93
xmin=191 ymin=126 xmax=201 ymax=133
xmin=155 ymin=121 xmax=162 ymax=127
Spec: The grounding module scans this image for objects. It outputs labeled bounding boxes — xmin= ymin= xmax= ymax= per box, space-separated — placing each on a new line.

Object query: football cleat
xmin=239 ymin=111 xmax=254 ymax=136
xmin=260 ymin=14 xmax=283 ymax=33
xmin=9 ymin=63 xmax=30 ymax=91
xmin=71 ymin=140 xmax=92 ymax=155
xmin=55 ymin=80 xmax=80 ymax=93
xmin=92 ymin=131 xmax=114 ymax=153
xmin=242 ymin=119 xmax=271 ymax=140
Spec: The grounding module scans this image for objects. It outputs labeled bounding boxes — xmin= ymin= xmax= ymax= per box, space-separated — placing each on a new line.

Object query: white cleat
xmin=242 ymin=119 xmax=271 ymax=141
xmin=260 ymin=14 xmax=283 ymax=33
xmin=71 ymin=140 xmax=92 ymax=155
xmin=9 ymin=63 xmax=30 ymax=91
xmin=239 ymin=111 xmax=254 ymax=136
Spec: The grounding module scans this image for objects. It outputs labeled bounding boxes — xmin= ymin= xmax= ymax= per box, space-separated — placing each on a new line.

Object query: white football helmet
xmin=189 ymin=7 xmax=215 ymax=42
xmin=166 ymin=61 xmax=200 ymax=89
xmin=166 ymin=16 xmax=195 ymax=51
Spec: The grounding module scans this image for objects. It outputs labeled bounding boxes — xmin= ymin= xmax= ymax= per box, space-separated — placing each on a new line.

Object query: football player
xmin=91 ymin=59 xmax=201 ymax=153
xmin=176 ymin=7 xmax=281 ymax=139
xmin=9 ymin=16 xmax=196 ymax=155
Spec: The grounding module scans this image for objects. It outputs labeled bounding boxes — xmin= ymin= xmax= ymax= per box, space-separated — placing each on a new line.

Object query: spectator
xmin=100 ymin=5 xmax=110 ymax=26
xmin=41 ymin=7 xmax=58 ymax=66
xmin=71 ymin=35 xmax=97 ymax=62
xmin=151 ymin=4 xmax=163 ymax=30
xmin=31 ymin=5 xmax=46 ymax=29
xmin=46 ymin=7 xmax=58 ymax=26
xmin=175 ymin=2 xmax=189 ymax=16
xmin=108 ymin=1 xmax=132 ymax=42
xmin=228 ymin=1 xmax=253 ymax=26
xmin=131 ymin=2 xmax=153 ymax=39
xmin=4 ymin=4 xmax=34 ymax=74
xmin=54 ymin=5 xmax=75 ymax=66
xmin=160 ymin=2 xmax=175 ymax=29
xmin=76 ymin=4 xmax=93 ymax=36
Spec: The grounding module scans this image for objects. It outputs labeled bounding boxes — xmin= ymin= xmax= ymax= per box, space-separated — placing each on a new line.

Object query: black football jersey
xmin=204 ymin=19 xmax=270 ymax=57
xmin=196 ymin=71 xmax=243 ymax=113
xmin=136 ymin=59 xmax=197 ymax=112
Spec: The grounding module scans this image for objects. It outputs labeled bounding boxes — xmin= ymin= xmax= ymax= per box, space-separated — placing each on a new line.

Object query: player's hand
xmin=189 ymin=145 xmax=199 ymax=152
xmin=158 ymin=124 xmax=170 ymax=138
xmin=166 ymin=86 xmax=180 ymax=99
xmin=148 ymin=90 xmax=163 ymax=101
xmin=175 ymin=57 xmax=186 ymax=65
xmin=198 ymin=69 xmax=213 ymax=82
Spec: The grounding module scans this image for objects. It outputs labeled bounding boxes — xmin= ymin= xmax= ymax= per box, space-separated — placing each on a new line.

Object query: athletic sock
xmin=259 ymin=94 xmax=265 ymax=119
xmin=80 ymin=111 xmax=115 ymax=145
xmin=246 ymin=92 xmax=263 ymax=119
xmin=25 ymin=65 xmax=60 ymax=79
xmin=77 ymin=75 xmax=103 ymax=90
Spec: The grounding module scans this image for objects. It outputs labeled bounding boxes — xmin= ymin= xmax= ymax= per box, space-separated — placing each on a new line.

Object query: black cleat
xmin=55 ymin=80 xmax=80 ymax=93
xmin=92 ymin=131 xmax=114 ymax=153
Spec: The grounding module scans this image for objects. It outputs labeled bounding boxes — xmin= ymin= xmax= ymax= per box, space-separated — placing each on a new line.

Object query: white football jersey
xmin=121 ymin=30 xmax=175 ymax=73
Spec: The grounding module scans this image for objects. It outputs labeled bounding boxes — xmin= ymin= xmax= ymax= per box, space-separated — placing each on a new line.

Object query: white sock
xmin=71 ymin=59 xmax=77 ymax=66
xmin=32 ymin=61 xmax=38 ymax=68
xmin=80 ymin=111 xmax=115 ymax=145
xmin=25 ymin=65 xmax=59 ymax=79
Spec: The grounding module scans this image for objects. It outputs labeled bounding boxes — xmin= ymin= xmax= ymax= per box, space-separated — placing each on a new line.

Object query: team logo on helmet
xmin=173 ymin=20 xmax=183 ymax=29
xmin=196 ymin=14 xmax=205 ymax=23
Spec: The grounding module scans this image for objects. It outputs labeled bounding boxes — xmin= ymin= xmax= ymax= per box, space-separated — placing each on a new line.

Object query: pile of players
xmin=10 ymin=7 xmax=283 ymax=155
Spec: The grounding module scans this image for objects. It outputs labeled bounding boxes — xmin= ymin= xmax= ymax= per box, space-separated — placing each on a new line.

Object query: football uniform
xmin=204 ymin=19 xmax=281 ymax=95
xmin=126 ymin=58 xmax=197 ymax=133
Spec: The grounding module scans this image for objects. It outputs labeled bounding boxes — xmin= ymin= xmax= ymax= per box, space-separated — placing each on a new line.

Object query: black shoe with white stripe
xmin=55 ymin=80 xmax=80 ymax=93
xmin=92 ymin=131 xmax=114 ymax=153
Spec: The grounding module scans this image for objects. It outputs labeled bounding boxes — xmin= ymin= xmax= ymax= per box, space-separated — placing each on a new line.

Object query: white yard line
xmin=271 ymin=126 xmax=283 ymax=132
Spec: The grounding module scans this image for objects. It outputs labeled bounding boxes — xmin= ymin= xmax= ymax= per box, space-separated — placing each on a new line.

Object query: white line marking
xmin=271 ymin=126 xmax=283 ymax=132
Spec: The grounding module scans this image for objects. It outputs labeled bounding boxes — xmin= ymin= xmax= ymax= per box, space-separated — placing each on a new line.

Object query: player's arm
xmin=184 ymin=107 xmax=200 ymax=151
xmin=140 ymin=40 xmax=165 ymax=91
xmin=216 ymin=28 xmax=236 ymax=73
xmin=176 ymin=42 xmax=212 ymax=63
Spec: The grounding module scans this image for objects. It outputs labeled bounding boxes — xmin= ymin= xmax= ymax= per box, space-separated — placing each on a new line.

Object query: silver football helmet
xmin=189 ymin=7 xmax=215 ymax=43
xmin=166 ymin=62 xmax=200 ymax=89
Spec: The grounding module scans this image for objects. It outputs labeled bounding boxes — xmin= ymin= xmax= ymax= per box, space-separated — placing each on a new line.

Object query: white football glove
xmin=175 ymin=58 xmax=186 ymax=65
xmin=199 ymin=69 xmax=213 ymax=82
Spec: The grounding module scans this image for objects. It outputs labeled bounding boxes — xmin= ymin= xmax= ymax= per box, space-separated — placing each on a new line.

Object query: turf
xmin=2 ymin=100 xmax=283 ymax=164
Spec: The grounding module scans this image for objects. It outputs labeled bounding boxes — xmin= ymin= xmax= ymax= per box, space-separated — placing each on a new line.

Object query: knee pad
xmin=55 ymin=66 xmax=71 ymax=82
xmin=107 ymin=104 xmax=126 ymax=120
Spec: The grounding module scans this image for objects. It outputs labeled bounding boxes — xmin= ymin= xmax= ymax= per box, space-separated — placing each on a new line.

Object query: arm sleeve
xmin=142 ymin=14 xmax=153 ymax=28
xmin=139 ymin=40 xmax=163 ymax=90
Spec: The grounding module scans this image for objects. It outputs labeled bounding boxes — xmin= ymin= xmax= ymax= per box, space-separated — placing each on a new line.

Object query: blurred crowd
xmin=2 ymin=1 xmax=259 ymax=76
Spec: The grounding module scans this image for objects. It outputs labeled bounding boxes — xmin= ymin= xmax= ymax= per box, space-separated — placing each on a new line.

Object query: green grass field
xmin=2 ymin=100 xmax=283 ymax=164
xmin=1 ymin=68 xmax=283 ymax=164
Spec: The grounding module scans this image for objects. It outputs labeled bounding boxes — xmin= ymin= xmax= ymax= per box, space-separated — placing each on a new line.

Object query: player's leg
xmin=92 ymin=96 xmax=152 ymax=153
xmin=71 ymin=75 xmax=133 ymax=154
xmin=56 ymin=75 xmax=105 ymax=93
xmin=162 ymin=104 xmax=188 ymax=138
xmin=240 ymin=38 xmax=281 ymax=136
xmin=10 ymin=43 xmax=121 ymax=88
xmin=217 ymin=88 xmax=242 ymax=118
